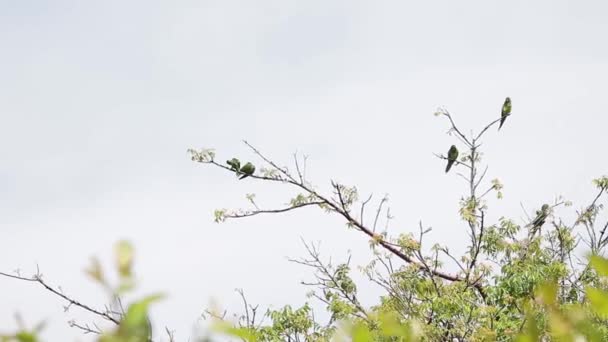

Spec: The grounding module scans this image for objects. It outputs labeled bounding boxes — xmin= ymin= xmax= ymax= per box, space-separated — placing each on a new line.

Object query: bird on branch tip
xmin=498 ymin=97 xmax=512 ymax=131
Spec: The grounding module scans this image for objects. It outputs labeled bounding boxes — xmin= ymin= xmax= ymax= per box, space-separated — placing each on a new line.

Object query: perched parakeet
xmin=498 ymin=97 xmax=512 ymax=130
xmin=239 ymin=162 xmax=255 ymax=180
xmin=226 ymin=158 xmax=241 ymax=172
xmin=445 ymin=145 xmax=459 ymax=173
xmin=531 ymin=204 xmax=550 ymax=231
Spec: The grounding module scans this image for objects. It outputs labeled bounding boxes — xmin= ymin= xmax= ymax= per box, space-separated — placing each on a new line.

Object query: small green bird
xmin=498 ymin=97 xmax=512 ymax=130
xmin=239 ymin=162 xmax=255 ymax=180
xmin=445 ymin=145 xmax=459 ymax=173
xmin=531 ymin=204 xmax=550 ymax=231
xmin=226 ymin=158 xmax=241 ymax=172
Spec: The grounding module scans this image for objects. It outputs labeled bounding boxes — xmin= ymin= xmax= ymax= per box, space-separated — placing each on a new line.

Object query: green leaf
xmin=119 ymin=294 xmax=164 ymax=336
xmin=352 ymin=323 xmax=372 ymax=342
xmin=14 ymin=332 xmax=37 ymax=342
xmin=213 ymin=209 xmax=227 ymax=223
xmin=379 ymin=313 xmax=403 ymax=337
xmin=213 ymin=321 xmax=258 ymax=342
xmin=537 ymin=282 xmax=558 ymax=306
xmin=590 ymin=255 xmax=608 ymax=277
xmin=378 ymin=313 xmax=420 ymax=339
xmin=515 ymin=310 xmax=541 ymax=342
xmin=586 ymin=287 xmax=608 ymax=318
xmin=115 ymin=240 xmax=134 ymax=278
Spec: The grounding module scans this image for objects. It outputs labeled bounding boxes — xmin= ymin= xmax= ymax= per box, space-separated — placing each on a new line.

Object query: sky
xmin=1 ymin=0 xmax=607 ymax=340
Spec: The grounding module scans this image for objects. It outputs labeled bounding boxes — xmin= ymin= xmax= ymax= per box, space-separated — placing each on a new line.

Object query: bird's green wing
xmin=502 ymin=97 xmax=512 ymax=116
xmin=445 ymin=145 xmax=459 ymax=173
xmin=239 ymin=162 xmax=256 ymax=179
xmin=531 ymin=204 xmax=550 ymax=228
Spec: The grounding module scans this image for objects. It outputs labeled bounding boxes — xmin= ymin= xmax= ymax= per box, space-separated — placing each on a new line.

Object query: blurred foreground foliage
xmin=3 ymin=249 xmax=608 ymax=341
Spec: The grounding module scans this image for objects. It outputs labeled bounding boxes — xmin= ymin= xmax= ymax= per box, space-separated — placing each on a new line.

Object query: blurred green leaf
xmin=213 ymin=321 xmax=258 ymax=342
xmin=85 ymin=257 xmax=106 ymax=285
xmin=590 ymin=255 xmax=608 ymax=277
xmin=351 ymin=323 xmax=372 ymax=342
xmin=515 ymin=310 xmax=541 ymax=342
xmin=537 ymin=282 xmax=558 ymax=306
xmin=115 ymin=241 xmax=134 ymax=278
xmin=14 ymin=332 xmax=37 ymax=342
xmin=113 ymin=293 xmax=164 ymax=340
xmin=586 ymin=287 xmax=608 ymax=318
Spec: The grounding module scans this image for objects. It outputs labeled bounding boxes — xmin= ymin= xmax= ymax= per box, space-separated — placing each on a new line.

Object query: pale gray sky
xmin=1 ymin=1 xmax=607 ymax=340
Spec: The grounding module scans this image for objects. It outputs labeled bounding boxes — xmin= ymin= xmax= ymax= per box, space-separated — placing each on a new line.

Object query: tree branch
xmin=0 ymin=269 xmax=120 ymax=325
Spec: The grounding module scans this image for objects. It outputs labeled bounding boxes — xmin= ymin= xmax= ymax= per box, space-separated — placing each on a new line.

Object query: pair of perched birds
xmin=441 ymin=97 xmax=548 ymax=229
xmin=445 ymin=97 xmax=512 ymax=173
xmin=226 ymin=158 xmax=255 ymax=179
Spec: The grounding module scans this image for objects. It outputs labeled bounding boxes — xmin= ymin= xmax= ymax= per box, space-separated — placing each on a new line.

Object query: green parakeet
xmin=445 ymin=145 xmax=459 ymax=173
xmin=531 ymin=204 xmax=550 ymax=232
xmin=226 ymin=158 xmax=241 ymax=172
xmin=239 ymin=162 xmax=255 ymax=180
xmin=498 ymin=97 xmax=512 ymax=130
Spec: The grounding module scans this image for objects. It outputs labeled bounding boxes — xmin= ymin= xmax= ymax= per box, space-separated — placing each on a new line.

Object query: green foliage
xmin=200 ymin=98 xmax=608 ymax=341
xmin=205 ymin=255 xmax=608 ymax=341
xmin=214 ymin=209 xmax=227 ymax=223
xmin=592 ymin=176 xmax=608 ymax=190
xmin=590 ymin=255 xmax=608 ymax=277
xmin=4 ymin=98 xmax=608 ymax=341
xmin=491 ymin=178 xmax=504 ymax=199
xmin=1 ymin=326 xmax=41 ymax=342
xmin=100 ymin=294 xmax=164 ymax=342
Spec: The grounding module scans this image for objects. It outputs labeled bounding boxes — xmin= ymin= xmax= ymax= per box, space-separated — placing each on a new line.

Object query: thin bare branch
xmin=473 ymin=117 xmax=502 ymax=142
xmin=442 ymin=111 xmax=472 ymax=147
xmin=373 ymin=195 xmax=389 ymax=233
xmin=225 ymin=201 xmax=325 ymax=219
xmin=0 ymin=270 xmax=120 ymax=325
xmin=433 ymin=153 xmax=472 ymax=170
xmin=360 ymin=193 xmax=374 ymax=225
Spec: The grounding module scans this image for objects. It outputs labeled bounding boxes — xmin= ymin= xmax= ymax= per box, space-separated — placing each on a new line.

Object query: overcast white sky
xmin=1 ymin=1 xmax=607 ymax=340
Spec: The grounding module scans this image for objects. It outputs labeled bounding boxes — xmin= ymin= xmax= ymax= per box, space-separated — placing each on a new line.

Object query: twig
xmin=225 ymin=202 xmax=325 ymax=219
xmin=0 ymin=269 xmax=120 ymax=325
